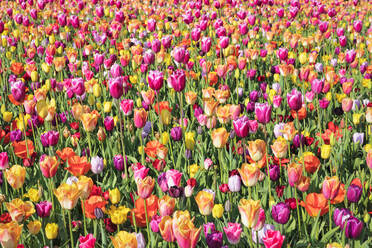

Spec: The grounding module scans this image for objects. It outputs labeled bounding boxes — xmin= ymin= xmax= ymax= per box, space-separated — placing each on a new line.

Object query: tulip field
xmin=0 ymin=0 xmax=372 ymax=247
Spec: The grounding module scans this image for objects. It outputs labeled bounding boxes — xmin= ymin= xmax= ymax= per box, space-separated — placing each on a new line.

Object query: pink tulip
xmin=248 ymin=15 xmax=256 ymax=25
xmin=345 ymin=50 xmax=356 ymax=64
xmin=132 ymin=164 xmax=149 ymax=183
xmin=237 ymin=10 xmax=247 ymax=20
xmin=287 ymin=89 xmax=302 ymax=111
xmin=172 ymin=47 xmax=186 ymax=63
xmin=0 ymin=152 xmax=9 ymax=170
xmin=96 ymin=6 xmax=104 ymax=18
xmin=311 ymin=79 xmax=323 ymax=94
xmin=239 ymin=23 xmax=248 ymax=35
xmin=319 ymin=21 xmax=328 ymax=33
xmin=151 ymin=39 xmax=161 ymax=53
xmin=109 ymin=77 xmax=123 ymax=99
xmin=165 ymin=169 xmax=183 ymax=188
xmin=11 ymin=80 xmax=26 ymax=102
xmin=148 ymin=70 xmax=164 ymax=91
xmin=71 ymin=78 xmax=85 ymax=96
xmin=273 ymin=95 xmax=282 ymax=108
xmin=147 ymin=18 xmax=156 ymax=32
xmin=277 ymin=8 xmax=284 ymax=18
xmin=336 ymin=28 xmax=344 ymax=36
xmin=143 ymin=50 xmax=155 ymax=65
xmin=255 ymin=103 xmax=272 ymax=124
xmin=79 ymin=233 xmax=96 ymax=248
xmin=353 ymin=20 xmax=362 ymax=33
xmin=262 ymin=230 xmax=285 ymax=248
xmin=110 ymin=63 xmax=122 ymax=78
xmin=248 ymin=120 xmax=258 ymax=133
xmin=342 ymin=98 xmax=353 ymax=112
xmin=233 ymin=116 xmax=249 ymax=138
xmin=219 ymin=36 xmax=229 ymax=49
xmin=161 ymin=36 xmax=172 ymax=49
xmin=120 ymin=99 xmax=134 ymax=116
xmin=191 ymin=28 xmax=201 ymax=41
xmin=201 ymin=37 xmax=212 ymax=53
xmin=223 ymin=223 xmax=242 ymax=245
xmin=169 ymin=69 xmax=186 ymax=92
xmin=277 ymin=48 xmax=288 ymax=61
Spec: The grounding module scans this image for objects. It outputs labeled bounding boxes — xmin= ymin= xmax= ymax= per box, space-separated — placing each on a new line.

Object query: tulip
xmin=79 ymin=233 xmax=96 ymax=248
xmin=134 ymin=108 xmax=148 ymax=129
xmin=111 ymin=231 xmax=137 ymax=248
xmin=5 ymin=198 xmax=35 ymax=223
xmin=271 ymin=137 xmax=287 ymax=159
xmin=113 ymin=155 xmax=125 ymax=171
xmin=247 ymin=139 xmax=266 ymax=162
xmin=0 ymin=221 xmax=23 ymax=248
xmin=201 ymin=37 xmax=212 ymax=53
xmin=262 ymin=230 xmax=285 ymax=248
xmin=172 ymin=47 xmax=186 ymax=63
xmin=170 ymin=127 xmax=182 ymax=141
xmin=311 ymin=79 xmax=324 ymax=94
xmin=255 ymin=103 xmax=272 ymax=124
xmin=54 ymin=183 xmax=82 ymax=210
xmin=353 ymin=133 xmax=364 ymax=145
xmin=104 ymin=116 xmax=115 ymax=131
xmin=320 ymin=144 xmax=332 ymax=159
xmin=137 ymin=176 xmax=155 ymax=199
xmin=148 ymin=70 xmax=164 ymax=91
xmin=11 ymin=80 xmax=26 ymax=102
xmin=277 ymin=48 xmax=288 ymax=60
xmin=159 ymin=216 xmax=175 ymax=242
xmin=45 ymin=223 xmax=58 ymax=240
xmin=195 ymin=190 xmax=215 ymax=215
xmin=211 ymin=127 xmax=229 ymax=148
xmin=341 ymin=98 xmax=353 ymax=112
xmin=322 ymin=176 xmax=341 ymax=200
xmin=5 ymin=165 xmax=26 ymax=189
xmin=91 ymin=156 xmax=104 ymax=174
xmin=345 ymin=50 xmax=356 ymax=64
xmin=233 ymin=116 xmax=250 ymax=138
xmin=353 ymin=20 xmax=362 ymax=33
xmin=238 ymin=199 xmax=261 ymax=228
xmin=36 ymin=201 xmax=52 ymax=218
xmin=0 ymin=152 xmax=9 ymax=170
xmin=271 ymin=203 xmax=290 ymax=224
xmin=223 ymin=223 xmax=242 ymax=245
xmin=108 ymin=188 xmax=121 ymax=204
xmin=287 ymin=89 xmax=302 ymax=111
xmin=109 ymin=77 xmax=123 ymax=99
xmin=169 ymin=69 xmax=186 ymax=92
xmin=287 ymin=163 xmax=302 ymax=187
xmin=172 ymin=210 xmax=201 ymax=248
xmin=27 ymin=220 xmax=41 ymax=235
xmin=158 ymin=195 xmax=176 ymax=217
xmin=347 ymin=184 xmax=362 ymax=203
xmin=219 ymin=36 xmax=229 ymax=49
xmin=228 ymin=175 xmax=241 ymax=192
xmin=206 ymin=231 xmax=223 ymax=248
xmin=39 ymin=155 xmax=59 ymax=178
xmin=345 ymin=216 xmax=363 ymax=239
xmin=238 ymin=163 xmax=261 ymax=187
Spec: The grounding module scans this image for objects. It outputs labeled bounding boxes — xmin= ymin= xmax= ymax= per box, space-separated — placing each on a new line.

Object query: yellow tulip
xmin=23 ymin=188 xmax=41 ymax=202
xmin=93 ymin=84 xmax=101 ymax=97
xmin=212 ymin=204 xmax=224 ymax=219
xmin=104 ymin=102 xmax=112 ymax=113
xmin=185 ymin=132 xmax=195 ymax=150
xmin=3 ymin=112 xmax=13 ymax=122
xmin=321 ymin=144 xmax=332 ymax=159
xmin=27 ymin=220 xmax=41 ymax=235
xmin=45 ymin=223 xmax=58 ymax=240
xmin=109 ymin=188 xmax=121 ymax=204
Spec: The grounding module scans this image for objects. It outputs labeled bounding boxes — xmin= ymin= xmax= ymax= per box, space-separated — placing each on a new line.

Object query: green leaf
xmin=320 ymin=226 xmax=340 ymax=243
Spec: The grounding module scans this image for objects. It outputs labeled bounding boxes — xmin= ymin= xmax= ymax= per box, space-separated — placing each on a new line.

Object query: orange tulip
xmin=238 ymin=163 xmax=261 ymax=187
xmin=137 ymin=176 xmax=155 ymax=199
xmin=238 ymin=199 xmax=261 ymax=228
xmin=5 ymin=165 xmax=26 ymax=190
xmin=141 ymin=89 xmax=155 ymax=105
xmin=154 ymin=101 xmax=172 ymax=115
xmin=195 ymin=190 xmax=214 ymax=216
xmin=56 ymin=147 xmax=76 ymax=162
xmin=0 ymin=221 xmax=23 ymax=248
xmin=291 ymin=107 xmax=307 ymax=121
xmin=300 ymin=193 xmax=329 ymax=217
xmin=247 ymin=139 xmax=266 ymax=162
xmin=53 ymin=57 xmax=66 ymax=72
xmin=216 ymin=105 xmax=230 ymax=124
xmin=271 ymin=137 xmax=287 ymax=159
xmin=54 ymin=183 xmax=82 ymax=210
xmin=144 ymin=140 xmax=168 ymax=159
xmin=287 ymin=162 xmax=303 ymax=187
xmin=158 ymin=195 xmax=176 ymax=217
xmin=203 ymin=99 xmax=219 ymax=116
xmin=159 ymin=216 xmax=175 ymax=242
xmin=301 ymin=152 xmax=320 ymax=174
xmin=83 ymin=195 xmax=108 ymax=219
xmin=133 ymin=108 xmax=148 ymax=129
xmin=185 ymin=91 xmax=197 ymax=105
xmin=131 ymin=195 xmax=159 ymax=228
xmin=39 ymin=155 xmax=59 ymax=178
xmin=66 ymin=156 xmax=91 ymax=176
xmin=297 ymin=176 xmax=310 ymax=192
xmin=12 ymin=140 xmax=34 ymax=159
xmin=202 ymin=87 xmax=215 ymax=100
xmin=331 ymin=184 xmax=345 ymax=204
xmin=211 ymin=127 xmax=229 ymax=148
xmin=215 ymin=89 xmax=230 ymax=104
xmin=71 ymin=103 xmax=84 ymax=121
xmin=81 ymin=113 xmax=98 ymax=132
xmin=5 ymin=199 xmax=35 ymax=222
xmin=282 ymin=122 xmax=297 ymax=141
xmin=322 ymin=176 xmax=341 ymax=200
xmin=10 ymin=62 xmax=24 ymax=76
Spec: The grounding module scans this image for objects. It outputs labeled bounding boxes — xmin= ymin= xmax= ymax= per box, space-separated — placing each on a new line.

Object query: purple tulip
xmin=169 ymin=69 xmax=186 ymax=92
xmin=104 ymin=116 xmax=114 ymax=132
xmin=271 ymin=202 xmax=291 ymax=224
xmin=148 ymin=70 xmax=164 ymax=91
xmin=58 ymin=13 xmax=67 ymax=26
xmin=36 ymin=201 xmax=52 ymax=218
xmin=333 ymin=208 xmax=352 ymax=229
xmin=206 ymin=231 xmax=223 ymax=248
xmin=10 ymin=130 xmax=23 ymax=142
xmin=268 ymin=164 xmax=280 ymax=181
xmin=293 ymin=134 xmax=306 ymax=148
xmin=170 ymin=126 xmax=182 ymax=141
xmin=11 ymin=80 xmax=26 ymax=102
xmin=353 ymin=132 xmax=364 ymax=145
xmin=158 ymin=172 xmax=168 ymax=192
xmin=287 ymin=88 xmax=302 ymax=111
xmin=255 ymin=103 xmax=272 ymax=124
xmin=249 ymin=91 xmax=259 ymax=102
xmin=113 ymin=155 xmax=124 ymax=171
xmin=168 ymin=186 xmax=184 ymax=198
xmin=204 ymin=223 xmax=216 ymax=236
xmin=345 ymin=216 xmax=363 ymax=239
xmin=347 ymin=184 xmax=362 ymax=203
xmin=319 ymin=98 xmax=330 ymax=109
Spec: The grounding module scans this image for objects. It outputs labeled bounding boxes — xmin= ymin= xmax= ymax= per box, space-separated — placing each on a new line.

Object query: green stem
xmin=81 ymin=199 xmax=87 ymax=235
xmin=329 ymin=200 xmax=332 ymax=233
xmin=294 ymin=188 xmax=302 ymax=237
xmin=87 ymin=131 xmax=92 ymax=158
xmin=68 ymin=210 xmax=74 ymax=248
xmin=144 ymin=199 xmax=150 ymax=243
